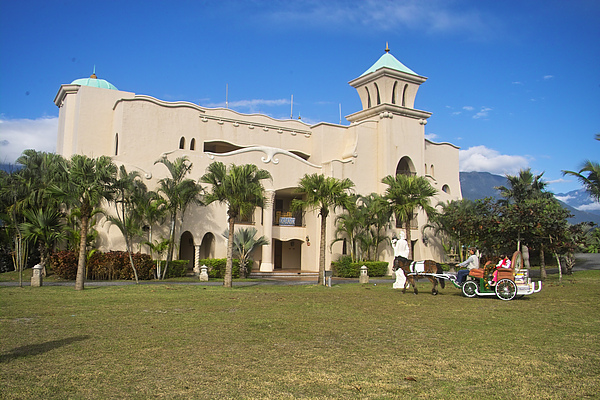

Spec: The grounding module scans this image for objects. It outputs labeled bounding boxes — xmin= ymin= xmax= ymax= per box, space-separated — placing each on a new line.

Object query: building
xmin=53 ymin=48 xmax=462 ymax=275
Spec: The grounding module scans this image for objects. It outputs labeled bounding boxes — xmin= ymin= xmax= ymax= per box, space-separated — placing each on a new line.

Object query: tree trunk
xmin=554 ymin=252 xmax=562 ymax=284
xmin=75 ymin=214 xmax=89 ymax=291
xmin=523 ymin=245 xmax=530 ymax=272
xmin=405 ymin=224 xmax=412 ymax=261
xmin=224 ymin=217 xmax=235 ymax=287
xmin=540 ymin=244 xmax=547 ymax=280
xmin=318 ymin=213 xmax=327 ymax=285
xmin=162 ymin=213 xmax=177 ymax=280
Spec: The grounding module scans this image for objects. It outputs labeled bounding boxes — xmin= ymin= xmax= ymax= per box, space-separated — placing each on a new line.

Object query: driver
xmin=456 ymin=247 xmax=479 ymax=285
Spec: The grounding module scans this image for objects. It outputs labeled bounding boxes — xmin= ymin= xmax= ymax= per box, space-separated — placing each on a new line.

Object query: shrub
xmin=157 ymin=260 xmax=189 ymax=279
xmin=199 ymin=258 xmax=243 ymax=278
xmin=49 ymin=250 xmax=78 ymax=280
xmin=88 ymin=251 xmax=155 ymax=281
xmin=331 ymin=256 xmax=389 ymax=278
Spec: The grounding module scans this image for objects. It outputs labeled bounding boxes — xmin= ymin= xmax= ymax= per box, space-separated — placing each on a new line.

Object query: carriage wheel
xmin=495 ymin=279 xmax=517 ymax=301
xmin=462 ymin=281 xmax=478 ymax=298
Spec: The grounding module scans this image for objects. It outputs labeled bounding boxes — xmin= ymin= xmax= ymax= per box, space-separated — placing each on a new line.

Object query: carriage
xmin=455 ymin=251 xmax=542 ymax=301
xmin=397 ymin=250 xmax=542 ymax=301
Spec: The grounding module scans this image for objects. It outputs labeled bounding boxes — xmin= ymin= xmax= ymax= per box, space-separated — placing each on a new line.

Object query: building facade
xmin=53 ymin=50 xmax=462 ymax=274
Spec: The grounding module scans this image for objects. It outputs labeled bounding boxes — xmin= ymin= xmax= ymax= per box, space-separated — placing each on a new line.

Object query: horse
xmin=393 ymin=257 xmax=446 ymax=295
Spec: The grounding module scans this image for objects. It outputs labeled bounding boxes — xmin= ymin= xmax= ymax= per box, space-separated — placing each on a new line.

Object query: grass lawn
xmin=1 ymin=271 xmax=599 ymax=399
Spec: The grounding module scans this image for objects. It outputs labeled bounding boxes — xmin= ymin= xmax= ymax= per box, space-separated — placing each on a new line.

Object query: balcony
xmin=274 ymin=210 xmax=303 ymax=227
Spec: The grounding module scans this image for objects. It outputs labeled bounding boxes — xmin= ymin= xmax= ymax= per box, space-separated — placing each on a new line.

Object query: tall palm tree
xmin=108 ymin=165 xmax=148 ymax=283
xmin=155 ymin=156 xmax=204 ymax=280
xmin=496 ymin=168 xmax=549 ymax=204
xmin=382 ymin=174 xmax=437 ymax=260
xmin=50 ymin=155 xmax=117 ymax=290
xmin=562 ymin=161 xmax=600 ymax=202
xmin=201 ymin=162 xmax=272 ymax=288
xmin=292 ymin=173 xmax=354 ymax=285
xmin=223 ymin=227 xmax=269 ymax=278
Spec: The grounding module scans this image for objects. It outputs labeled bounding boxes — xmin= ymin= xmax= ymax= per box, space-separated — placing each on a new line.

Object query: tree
xmin=292 ymin=173 xmax=354 ymax=285
xmin=108 ymin=165 xmax=149 ymax=283
xmin=201 ymin=162 xmax=272 ymax=287
xmin=496 ymin=168 xmax=549 ymax=205
xmin=20 ymin=208 xmax=65 ymax=276
xmin=50 ymin=155 xmax=117 ymax=290
xmin=562 ymin=161 xmax=600 ymax=203
xmin=382 ymin=174 xmax=437 ymax=260
xmin=223 ymin=227 xmax=269 ymax=278
xmin=155 ymin=156 xmax=204 ymax=280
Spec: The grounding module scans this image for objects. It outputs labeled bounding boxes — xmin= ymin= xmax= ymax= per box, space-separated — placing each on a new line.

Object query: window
xmin=374 ymin=82 xmax=381 ymax=105
xmin=190 ymin=138 xmax=196 ymax=151
xmin=392 ymin=82 xmax=397 ymax=104
xmin=179 ymin=137 xmax=185 ymax=149
xmin=366 ymin=87 xmax=371 ymax=108
xmin=402 ymin=84 xmax=408 ymax=107
xmin=114 ymin=133 xmax=119 ymax=156
xmin=442 ymin=184 xmax=451 ymax=194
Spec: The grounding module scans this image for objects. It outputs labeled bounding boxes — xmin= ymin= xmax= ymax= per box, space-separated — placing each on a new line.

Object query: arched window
xmin=366 ymin=87 xmax=371 ymax=108
xmin=190 ymin=138 xmax=196 ymax=151
xmin=402 ymin=84 xmax=408 ymax=107
xmin=374 ymin=83 xmax=381 ymax=105
xmin=114 ymin=133 xmax=119 ymax=156
xmin=396 ymin=156 xmax=416 ymax=176
xmin=430 ymin=164 xmax=435 ymax=177
xmin=442 ymin=184 xmax=451 ymax=194
xmin=179 ymin=137 xmax=185 ymax=149
xmin=392 ymin=81 xmax=398 ymax=105
xmin=424 ymin=164 xmax=428 ymax=175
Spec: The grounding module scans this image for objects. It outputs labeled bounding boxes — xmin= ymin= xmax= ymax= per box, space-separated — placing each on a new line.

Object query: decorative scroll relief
xmin=206 ymin=145 xmax=321 ymax=169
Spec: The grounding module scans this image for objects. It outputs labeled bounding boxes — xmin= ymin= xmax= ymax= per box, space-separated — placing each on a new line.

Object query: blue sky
xmin=1 ymin=0 xmax=599 ymax=200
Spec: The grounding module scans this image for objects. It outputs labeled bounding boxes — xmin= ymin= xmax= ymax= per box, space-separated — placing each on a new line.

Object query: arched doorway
xmin=179 ymin=231 xmax=195 ymax=270
xmin=199 ymin=232 xmax=215 ymax=260
xmin=274 ymin=239 xmax=302 ymax=270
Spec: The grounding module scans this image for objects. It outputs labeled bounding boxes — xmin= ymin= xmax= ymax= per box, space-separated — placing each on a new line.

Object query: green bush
xmin=49 ymin=250 xmax=78 ymax=280
xmin=157 ymin=260 xmax=189 ymax=279
xmin=88 ymin=251 xmax=155 ymax=280
xmin=199 ymin=258 xmax=244 ymax=278
xmin=331 ymin=256 xmax=389 ymax=278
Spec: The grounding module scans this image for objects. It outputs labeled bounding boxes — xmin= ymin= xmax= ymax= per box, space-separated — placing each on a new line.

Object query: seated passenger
xmin=490 ymin=254 xmax=511 ymax=286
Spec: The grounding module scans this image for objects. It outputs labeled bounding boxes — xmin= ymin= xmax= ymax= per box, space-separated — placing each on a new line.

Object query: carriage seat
xmin=468 ymin=267 xmax=514 ymax=280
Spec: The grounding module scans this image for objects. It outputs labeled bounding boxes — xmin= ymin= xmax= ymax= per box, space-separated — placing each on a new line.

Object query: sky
xmin=1 ymin=0 xmax=599 ymax=198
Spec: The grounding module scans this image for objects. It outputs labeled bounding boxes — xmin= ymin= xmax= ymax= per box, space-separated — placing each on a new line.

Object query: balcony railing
xmin=274 ymin=210 xmax=303 ymax=227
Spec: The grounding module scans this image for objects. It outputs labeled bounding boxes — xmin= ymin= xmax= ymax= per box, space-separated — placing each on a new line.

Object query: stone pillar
xmin=359 ymin=265 xmax=369 ymax=284
xmin=194 ymin=245 xmax=201 ymax=271
xmin=31 ymin=264 xmax=43 ymax=287
xmin=260 ymin=189 xmax=275 ymax=272
xmin=199 ymin=265 xmax=209 ymax=282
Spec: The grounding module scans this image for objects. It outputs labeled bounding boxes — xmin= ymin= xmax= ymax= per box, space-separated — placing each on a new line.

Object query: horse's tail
xmin=437 ymin=263 xmax=446 ymax=289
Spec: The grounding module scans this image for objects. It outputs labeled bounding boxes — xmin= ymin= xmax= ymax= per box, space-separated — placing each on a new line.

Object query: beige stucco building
xmin=53 ymin=49 xmax=462 ymax=276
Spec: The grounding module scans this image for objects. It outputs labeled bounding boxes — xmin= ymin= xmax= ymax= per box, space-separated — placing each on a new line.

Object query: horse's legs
xmin=428 ymin=276 xmax=438 ymax=295
xmin=410 ymin=276 xmax=418 ymax=295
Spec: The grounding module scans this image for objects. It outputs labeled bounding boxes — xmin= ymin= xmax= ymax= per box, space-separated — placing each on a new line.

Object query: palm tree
xmin=108 ymin=165 xmax=148 ymax=283
xmin=20 ymin=208 xmax=65 ymax=276
xmin=562 ymin=161 xmax=600 ymax=202
xmin=382 ymin=174 xmax=437 ymax=260
xmin=155 ymin=156 xmax=204 ymax=280
xmin=223 ymin=227 xmax=269 ymax=278
xmin=50 ymin=155 xmax=117 ymax=290
xmin=201 ymin=162 xmax=272 ymax=287
xmin=291 ymin=173 xmax=354 ymax=285
xmin=496 ymin=168 xmax=550 ymax=204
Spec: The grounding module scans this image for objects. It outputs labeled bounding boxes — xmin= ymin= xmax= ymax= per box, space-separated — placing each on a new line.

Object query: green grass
xmin=1 ymin=272 xmax=599 ymax=399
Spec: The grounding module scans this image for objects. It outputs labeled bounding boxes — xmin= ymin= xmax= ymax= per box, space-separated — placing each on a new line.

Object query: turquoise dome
xmin=71 ymin=73 xmax=118 ymax=90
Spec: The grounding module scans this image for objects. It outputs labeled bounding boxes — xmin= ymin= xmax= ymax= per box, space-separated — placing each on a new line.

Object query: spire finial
xmin=385 ymin=42 xmax=390 ymax=53
xmin=90 ymin=65 xmax=97 ymax=79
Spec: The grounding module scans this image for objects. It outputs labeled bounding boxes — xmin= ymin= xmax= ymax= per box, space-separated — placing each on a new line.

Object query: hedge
xmin=49 ymin=250 xmax=155 ymax=280
xmin=331 ymin=256 xmax=389 ymax=278
xmin=198 ymin=258 xmax=249 ymax=279
xmin=157 ymin=260 xmax=189 ymax=279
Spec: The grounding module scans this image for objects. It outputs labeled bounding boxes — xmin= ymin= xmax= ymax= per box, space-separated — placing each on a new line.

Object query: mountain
xmin=459 ymin=171 xmax=600 ymax=225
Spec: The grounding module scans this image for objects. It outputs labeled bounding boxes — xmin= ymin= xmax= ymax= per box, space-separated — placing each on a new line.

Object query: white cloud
xmin=425 ymin=132 xmax=438 ymax=140
xmin=555 ymin=194 xmax=575 ymax=203
xmin=459 ymin=145 xmax=529 ymax=175
xmin=577 ymin=202 xmax=600 ymax=212
xmin=462 ymin=106 xmax=474 ymax=111
xmin=473 ymin=107 xmax=492 ymax=119
xmin=543 ymin=75 xmax=554 ymax=80
xmin=263 ymin=0 xmax=492 ymax=36
xmin=205 ymin=98 xmax=290 ymax=113
xmin=0 ymin=117 xmax=58 ymax=164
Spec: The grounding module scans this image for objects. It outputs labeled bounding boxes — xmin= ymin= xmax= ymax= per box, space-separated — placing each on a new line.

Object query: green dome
xmin=360 ymin=51 xmax=417 ymax=77
xmin=71 ymin=73 xmax=118 ymax=90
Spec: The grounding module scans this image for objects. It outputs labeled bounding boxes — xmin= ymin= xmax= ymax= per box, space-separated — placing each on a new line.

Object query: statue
xmin=391 ymin=232 xmax=410 ymax=289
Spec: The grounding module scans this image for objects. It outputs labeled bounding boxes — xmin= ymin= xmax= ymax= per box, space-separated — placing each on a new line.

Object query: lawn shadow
xmin=1 ymin=335 xmax=91 ymax=363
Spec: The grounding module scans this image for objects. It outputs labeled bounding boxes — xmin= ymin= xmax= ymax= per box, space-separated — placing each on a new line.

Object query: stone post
xmin=31 ymin=264 xmax=43 ymax=287
xmin=359 ymin=265 xmax=369 ymax=284
xmin=199 ymin=265 xmax=209 ymax=282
